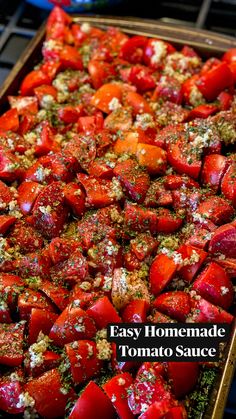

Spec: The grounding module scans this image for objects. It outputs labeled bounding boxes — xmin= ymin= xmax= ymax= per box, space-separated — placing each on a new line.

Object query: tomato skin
xmin=217 ymin=91 xmax=233 ymax=110
xmin=48 ymin=237 xmax=82 ymax=265
xmin=69 ymin=381 xmax=115 ymax=419
xmin=154 ymin=291 xmax=191 ymax=322
xmin=186 ymin=104 xmax=218 ymax=121
xmin=128 ymin=365 xmax=174 ymax=416
xmin=66 ymin=340 xmax=103 ymax=385
xmin=88 ymin=60 xmax=117 ymax=89
xmin=196 ymin=62 xmax=234 ymax=101
xmin=78 ymin=173 xmax=123 ymax=208
xmin=18 ymin=289 xmax=56 ymax=320
xmin=221 ymin=159 xmax=236 ymax=206
xmin=0 ymin=215 xmax=16 ymax=234
xmin=59 ymin=45 xmax=83 ymax=70
xmin=0 ymin=108 xmax=19 ymax=132
xmin=0 ymin=322 xmax=25 ymax=367
xmin=124 ymin=91 xmax=153 ymax=115
xmin=31 ymin=181 xmax=68 ymax=239
xmin=17 ymin=181 xmax=44 ymax=215
xmin=177 ymin=245 xmax=208 ymax=283
xmin=90 ymin=83 xmax=122 ymax=114
xmin=122 ymin=299 xmax=149 ymax=323
xmin=188 ymin=296 xmax=234 ymax=324
xmin=167 ymin=139 xmax=202 ymax=180
xmin=64 ymin=182 xmax=86 ymax=217
xmin=136 ymin=143 xmax=167 ymax=175
xmin=166 ymin=362 xmax=199 ymax=399
xmin=28 ymin=308 xmax=58 ymax=345
xmin=50 ymin=249 xmax=88 ymax=286
xmin=197 ymin=196 xmax=234 ymax=225
xmin=87 ymin=296 xmax=121 ymax=328
xmin=120 ymin=35 xmax=148 ymax=64
xmin=20 ymin=69 xmax=51 ymax=96
xmin=201 ymin=154 xmax=227 ymax=192
xmin=139 ymin=400 xmax=176 ymax=419
xmin=34 ymin=121 xmax=59 ymax=157
xmin=208 ymin=223 xmax=236 ymax=258
xmin=49 ymin=304 xmax=97 ymax=347
xmin=130 ymin=233 xmax=158 ymax=260
xmin=114 ymin=158 xmax=150 ymax=204
xmin=193 ymin=262 xmax=234 ymax=309
xmin=124 ymin=202 xmax=158 ymax=235
xmin=24 ymin=368 xmax=74 ymax=419
xmin=39 ymin=280 xmax=69 ymax=311
xmin=152 ymin=75 xmax=183 ymax=104
xmin=222 ymin=48 xmax=236 ymax=71
xmin=0 ymin=374 xmax=24 ymax=414
xmin=150 ymin=254 xmax=178 ymax=296
xmin=129 ymin=65 xmax=156 ymax=91
xmin=103 ymin=373 xmax=134 ymax=419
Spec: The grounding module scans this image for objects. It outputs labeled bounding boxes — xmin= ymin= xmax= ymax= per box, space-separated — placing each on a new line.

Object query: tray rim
xmin=0 ymin=15 xmax=236 ymax=419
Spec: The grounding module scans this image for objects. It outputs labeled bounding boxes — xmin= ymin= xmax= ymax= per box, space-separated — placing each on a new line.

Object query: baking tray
xmin=0 ymin=15 xmax=235 ymax=419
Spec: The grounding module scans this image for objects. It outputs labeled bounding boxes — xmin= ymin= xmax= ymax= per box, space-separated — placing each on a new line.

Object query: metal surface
xmin=0 ymin=15 xmax=235 ymax=419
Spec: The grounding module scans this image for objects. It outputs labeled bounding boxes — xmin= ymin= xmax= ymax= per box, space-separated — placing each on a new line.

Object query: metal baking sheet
xmin=0 ymin=15 xmax=235 ymax=419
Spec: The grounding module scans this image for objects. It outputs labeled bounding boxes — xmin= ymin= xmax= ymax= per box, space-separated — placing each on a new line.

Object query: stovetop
xmin=0 ymin=0 xmax=236 ymax=417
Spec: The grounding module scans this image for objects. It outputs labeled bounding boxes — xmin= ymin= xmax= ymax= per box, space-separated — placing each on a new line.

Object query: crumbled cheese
xmin=72 ymin=299 xmax=81 ymax=307
xmin=7 ymin=138 xmax=14 ymax=150
xmin=10 ymin=372 xmax=22 ymax=382
xmin=164 ymin=52 xmax=201 ymax=83
xmin=80 ymin=22 xmax=91 ymax=34
xmin=108 ymin=97 xmax=121 ymax=111
xmin=96 ymin=339 xmax=112 ymax=360
xmin=118 ymin=377 xmax=126 ymax=385
xmin=38 ymin=205 xmax=52 ymax=215
xmin=161 ymin=247 xmax=183 ymax=264
xmin=135 ymin=113 xmax=155 ymax=130
xmin=96 ymin=329 xmax=107 ymax=340
xmin=0 ymin=298 xmax=7 ymax=311
xmin=41 ymin=94 xmax=55 ymax=109
xmin=151 ymin=40 xmax=167 ymax=64
xmin=189 ymin=85 xmax=204 ymax=107
xmin=102 ymin=276 xmax=112 ymax=291
xmin=159 ymin=236 xmax=179 ymax=250
xmin=192 ymin=212 xmax=208 ymax=224
xmin=25 ymin=276 xmax=42 ymax=290
xmin=37 ymin=109 xmax=47 ymax=121
xmin=141 ymin=403 xmax=149 ymax=413
xmin=74 ymin=317 xmax=85 ymax=333
xmin=35 ymin=166 xmax=51 ymax=182
xmin=16 ymin=392 xmax=35 ymax=409
xmin=79 ymin=281 xmax=92 ymax=291
xmin=0 ymin=238 xmax=13 ymax=264
xmin=28 ymin=332 xmax=50 ymax=368
xmin=60 ymin=388 xmax=69 ymax=395
xmin=112 ymin=268 xmax=150 ymax=310
xmin=182 ymin=249 xmax=200 ymax=266
xmin=43 ymin=39 xmax=61 ymax=51
xmin=93 ymin=276 xmax=103 ymax=288
xmin=191 ymin=129 xmax=213 ymax=151
xmin=71 ymin=341 xmax=79 ymax=349
xmin=108 ymin=178 xmax=124 ymax=200
xmin=86 ymin=342 xmax=94 ymax=357
xmin=221 ymin=286 xmax=229 ymax=295
xmin=24 ymin=131 xmax=37 ymax=145
xmin=110 ymin=207 xmax=123 ymax=224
